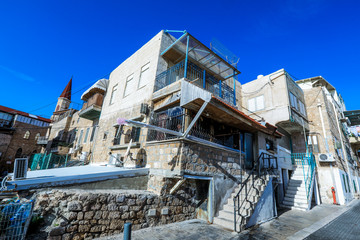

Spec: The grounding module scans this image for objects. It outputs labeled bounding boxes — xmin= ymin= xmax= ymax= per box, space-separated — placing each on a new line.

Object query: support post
xmin=182 ymin=100 xmax=209 ymax=137
xmin=219 ymin=80 xmax=222 ymax=98
xmin=203 ymin=69 xmax=206 ymax=89
xmin=233 ymin=71 xmax=236 ymax=106
xmin=184 ymin=35 xmax=190 ymax=79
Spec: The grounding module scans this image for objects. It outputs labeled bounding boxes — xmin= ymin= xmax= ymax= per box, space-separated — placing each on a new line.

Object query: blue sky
xmin=0 ymin=0 xmax=359 ymax=118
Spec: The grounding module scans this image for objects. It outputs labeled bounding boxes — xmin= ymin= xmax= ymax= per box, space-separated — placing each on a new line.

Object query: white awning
xmin=81 ymin=79 xmax=109 ymax=100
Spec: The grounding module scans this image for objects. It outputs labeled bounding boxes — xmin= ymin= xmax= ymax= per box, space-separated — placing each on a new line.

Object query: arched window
xmin=24 ymin=131 xmax=30 ymax=139
xmin=15 ymin=148 xmax=22 ymax=158
xmin=35 ymin=133 xmax=40 ymax=140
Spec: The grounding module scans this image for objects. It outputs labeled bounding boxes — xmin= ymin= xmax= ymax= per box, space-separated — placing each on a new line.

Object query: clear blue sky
xmin=1 ymin=0 xmax=359 ymax=118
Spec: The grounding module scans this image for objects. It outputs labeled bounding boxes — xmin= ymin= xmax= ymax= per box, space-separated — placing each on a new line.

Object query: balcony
xmin=154 ymin=60 xmax=235 ymax=106
xmin=79 ymin=93 xmax=104 ymax=120
xmin=37 ymin=136 xmax=49 ymax=145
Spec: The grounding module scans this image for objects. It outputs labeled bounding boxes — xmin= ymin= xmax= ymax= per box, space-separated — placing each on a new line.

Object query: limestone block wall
xmin=181 ymin=142 xmax=242 ymax=179
xmin=31 ymin=185 xmax=197 ymax=240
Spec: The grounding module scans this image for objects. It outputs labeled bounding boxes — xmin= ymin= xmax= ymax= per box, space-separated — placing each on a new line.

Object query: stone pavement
xmin=305 ymin=201 xmax=360 ymax=240
xmin=97 ymin=200 xmax=360 ymax=240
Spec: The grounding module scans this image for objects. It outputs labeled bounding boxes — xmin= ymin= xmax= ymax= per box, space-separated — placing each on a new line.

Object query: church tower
xmin=52 ymin=78 xmax=72 ymax=119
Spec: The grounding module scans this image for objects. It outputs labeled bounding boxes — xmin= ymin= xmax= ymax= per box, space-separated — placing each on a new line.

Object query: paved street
xmin=305 ymin=202 xmax=360 ymax=240
xmin=97 ymin=200 xmax=360 ymax=240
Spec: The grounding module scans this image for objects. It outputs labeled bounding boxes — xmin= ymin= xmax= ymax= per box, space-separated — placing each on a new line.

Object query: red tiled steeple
xmin=60 ymin=78 xmax=72 ymax=100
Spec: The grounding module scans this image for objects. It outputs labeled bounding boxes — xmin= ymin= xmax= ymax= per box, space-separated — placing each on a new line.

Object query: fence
xmin=0 ymin=200 xmax=33 ymax=240
xmin=29 ymin=153 xmax=69 ymax=170
xmin=154 ymin=60 xmax=235 ymax=105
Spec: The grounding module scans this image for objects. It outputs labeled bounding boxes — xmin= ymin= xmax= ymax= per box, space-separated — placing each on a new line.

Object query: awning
xmin=161 ymin=32 xmax=240 ymax=80
xmin=81 ymin=79 xmax=109 ymax=100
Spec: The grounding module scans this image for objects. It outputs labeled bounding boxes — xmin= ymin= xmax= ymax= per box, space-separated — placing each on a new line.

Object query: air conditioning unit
xmin=13 ymin=158 xmax=28 ymax=179
xmin=140 ymin=103 xmax=149 ymax=115
xmin=318 ymin=153 xmax=335 ymax=163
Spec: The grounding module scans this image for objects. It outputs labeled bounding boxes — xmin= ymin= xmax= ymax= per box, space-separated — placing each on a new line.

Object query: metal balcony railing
xmin=154 ymin=60 xmax=235 ymax=105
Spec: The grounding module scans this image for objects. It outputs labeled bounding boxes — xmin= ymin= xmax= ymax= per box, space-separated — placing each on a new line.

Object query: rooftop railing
xmin=154 ymin=60 xmax=235 ymax=105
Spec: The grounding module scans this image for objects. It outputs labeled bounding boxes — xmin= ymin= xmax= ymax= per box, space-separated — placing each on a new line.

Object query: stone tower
xmin=51 ymin=78 xmax=72 ymax=120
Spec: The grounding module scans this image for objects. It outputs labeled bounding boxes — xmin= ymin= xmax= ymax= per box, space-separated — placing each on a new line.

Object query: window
xmin=343 ymin=174 xmax=347 ymax=192
xmin=90 ymin=126 xmax=96 ymax=142
xmin=24 ymin=131 xmax=30 ymax=139
xmin=113 ymin=126 xmax=123 ymax=145
xmin=138 ymin=62 xmax=150 ymax=89
xmin=248 ymin=95 xmax=264 ymax=112
xmin=346 ymin=174 xmax=351 ymax=193
xmin=78 ymin=130 xmax=83 ymax=145
xmin=84 ymin=128 xmax=90 ymax=143
xmin=123 ymin=74 xmax=135 ymax=97
xmin=131 ymin=127 xmax=141 ymax=142
xmin=289 ymin=92 xmax=298 ymax=110
xmin=109 ymin=84 xmax=118 ymax=105
xmin=299 ymin=100 xmax=306 ymax=116
xmin=266 ymin=139 xmax=275 ymax=152
xmin=15 ymin=148 xmax=22 ymax=158
xmin=35 ymin=133 xmax=40 ymax=140
xmin=308 ymin=135 xmax=320 ymax=153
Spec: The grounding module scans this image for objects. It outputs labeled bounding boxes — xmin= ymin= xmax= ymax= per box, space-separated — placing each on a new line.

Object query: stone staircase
xmin=213 ymin=174 xmax=269 ymax=231
xmin=282 ymin=166 xmax=309 ymax=210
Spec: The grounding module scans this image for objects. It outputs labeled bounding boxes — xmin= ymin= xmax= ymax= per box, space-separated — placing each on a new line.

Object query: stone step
xmin=213 ymin=217 xmax=235 ymax=231
xmin=285 ymin=191 xmax=307 ymax=198
xmin=283 ymin=196 xmax=308 ymax=203
xmin=227 ymin=195 xmax=259 ymax=205
xmin=282 ymin=199 xmax=308 ymax=208
xmin=279 ymin=204 xmax=308 ymax=211
xmin=222 ymin=201 xmax=254 ymax=212
xmin=217 ymin=209 xmax=234 ymax=220
xmin=287 ymin=185 xmax=306 ymax=191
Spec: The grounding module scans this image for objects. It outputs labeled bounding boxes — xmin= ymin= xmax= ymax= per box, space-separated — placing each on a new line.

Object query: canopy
xmin=161 ymin=33 xmax=240 ymax=80
xmin=81 ymin=79 xmax=109 ymax=100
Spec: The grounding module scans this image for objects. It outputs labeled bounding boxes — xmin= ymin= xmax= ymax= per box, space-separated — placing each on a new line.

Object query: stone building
xmin=0 ymin=105 xmax=50 ymax=173
xmin=297 ymin=76 xmax=358 ymax=205
xmin=241 ymin=69 xmax=313 ymax=209
xmin=45 ymin=78 xmax=108 ymax=163
xmin=92 ymin=30 xmax=283 ymax=229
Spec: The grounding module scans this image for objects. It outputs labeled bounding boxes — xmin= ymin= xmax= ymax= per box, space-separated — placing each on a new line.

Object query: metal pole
xmin=124 ymin=222 xmax=132 ymax=240
xmin=219 ymin=80 xmax=222 ymax=98
xmin=233 ymin=71 xmax=236 ymax=106
xmin=184 ymin=35 xmax=190 ymax=79
xmin=203 ymin=69 xmax=206 ymax=89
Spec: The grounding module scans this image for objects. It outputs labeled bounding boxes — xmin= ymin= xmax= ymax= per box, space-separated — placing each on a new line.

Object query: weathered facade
xmin=91 ymin=30 xmax=282 ymax=231
xmin=242 ymin=69 xmax=310 ymax=206
xmin=297 ymin=76 xmax=359 ymax=205
xmin=0 ymin=105 xmax=50 ymax=173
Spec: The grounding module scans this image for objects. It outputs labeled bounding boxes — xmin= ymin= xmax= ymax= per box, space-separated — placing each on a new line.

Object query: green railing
xmin=291 ymin=153 xmax=316 ymax=201
xmin=30 ymin=153 xmax=69 ymax=170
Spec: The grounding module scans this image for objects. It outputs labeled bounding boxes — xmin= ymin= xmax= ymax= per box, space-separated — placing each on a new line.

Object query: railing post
xmin=203 ymin=69 xmax=206 ymax=89
xmin=64 ymin=154 xmax=68 ymax=167
xmin=219 ymin=80 xmax=222 ymax=98
xmin=233 ymin=71 xmax=237 ymax=106
xmin=184 ymin=35 xmax=190 ymax=79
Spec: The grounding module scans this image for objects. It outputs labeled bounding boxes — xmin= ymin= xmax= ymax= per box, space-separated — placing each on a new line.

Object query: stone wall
xmin=31 ymin=184 xmax=197 ymax=240
xmin=181 ymin=142 xmax=242 ymax=179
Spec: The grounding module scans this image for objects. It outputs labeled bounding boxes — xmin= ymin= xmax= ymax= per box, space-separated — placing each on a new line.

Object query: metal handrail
xmin=291 ymin=153 xmax=316 ymax=200
xmin=233 ymin=152 xmax=278 ymax=232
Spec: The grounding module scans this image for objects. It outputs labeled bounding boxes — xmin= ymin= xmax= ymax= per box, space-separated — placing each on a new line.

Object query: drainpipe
xmin=330 ymin=96 xmax=354 ymax=199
